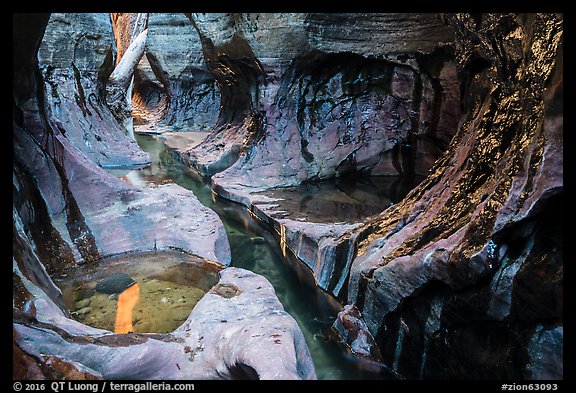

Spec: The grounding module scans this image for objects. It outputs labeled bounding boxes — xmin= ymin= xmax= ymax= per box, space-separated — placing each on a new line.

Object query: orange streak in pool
xmin=114 ymin=283 xmax=140 ymax=333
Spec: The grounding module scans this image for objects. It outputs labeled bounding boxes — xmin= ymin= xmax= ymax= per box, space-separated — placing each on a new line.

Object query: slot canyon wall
xmin=13 ymin=13 xmax=315 ymax=380
xmin=331 ymin=13 xmax=563 ymax=379
xmin=13 ymin=12 xmax=562 ymax=380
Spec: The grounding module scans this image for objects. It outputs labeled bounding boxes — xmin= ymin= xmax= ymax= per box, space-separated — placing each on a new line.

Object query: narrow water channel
xmin=107 ymin=134 xmax=421 ymax=380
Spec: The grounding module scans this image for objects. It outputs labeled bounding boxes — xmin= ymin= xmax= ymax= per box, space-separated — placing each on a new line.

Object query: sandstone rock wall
xmin=330 ymin=13 xmax=563 ymax=379
xmin=181 ymin=13 xmax=460 ymax=180
xmin=13 ymin=13 xmax=316 ymax=380
xmin=133 ymin=13 xmax=220 ymax=132
xmin=38 ymin=13 xmax=149 ymax=168
xmin=13 ymin=12 xmax=562 ymax=381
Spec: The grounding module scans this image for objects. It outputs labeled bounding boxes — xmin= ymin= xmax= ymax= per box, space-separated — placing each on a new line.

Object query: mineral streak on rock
xmin=13 ymin=12 xmax=562 ymax=380
xmin=329 ymin=13 xmax=563 ymax=379
xmin=37 ymin=13 xmax=150 ymax=168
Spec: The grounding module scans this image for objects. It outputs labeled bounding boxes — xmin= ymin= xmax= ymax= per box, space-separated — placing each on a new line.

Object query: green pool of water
xmin=55 ymin=250 xmax=220 ymax=334
xmin=106 ymin=133 xmax=421 ymax=379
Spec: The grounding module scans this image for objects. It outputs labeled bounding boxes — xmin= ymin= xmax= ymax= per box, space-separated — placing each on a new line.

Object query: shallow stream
xmin=100 ymin=133 xmax=422 ymax=379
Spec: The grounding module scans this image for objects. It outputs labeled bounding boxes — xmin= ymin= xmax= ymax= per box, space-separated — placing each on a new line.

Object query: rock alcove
xmin=13 ymin=12 xmax=562 ymax=380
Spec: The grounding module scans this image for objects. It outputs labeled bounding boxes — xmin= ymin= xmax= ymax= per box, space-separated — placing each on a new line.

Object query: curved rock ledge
xmin=15 ymin=14 xmax=308 ymax=380
xmin=14 ymin=265 xmax=316 ymax=380
xmin=210 ymin=178 xmax=361 ymax=298
xmin=38 ymin=13 xmax=150 ymax=168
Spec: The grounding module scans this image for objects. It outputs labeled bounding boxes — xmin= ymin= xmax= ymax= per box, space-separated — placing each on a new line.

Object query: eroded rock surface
xmin=133 ymin=13 xmax=220 ymax=132
xmin=13 ymin=13 xmax=316 ymax=380
xmin=14 ymin=266 xmax=316 ymax=380
xmin=329 ymin=13 xmax=563 ymax=379
xmin=13 ymin=12 xmax=562 ymax=381
xmin=38 ymin=13 xmax=149 ymax=168
xmin=177 ymin=13 xmax=460 ymax=180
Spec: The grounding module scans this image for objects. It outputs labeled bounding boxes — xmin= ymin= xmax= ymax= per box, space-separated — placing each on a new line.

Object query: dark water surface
xmin=104 ymin=134 xmax=421 ymax=379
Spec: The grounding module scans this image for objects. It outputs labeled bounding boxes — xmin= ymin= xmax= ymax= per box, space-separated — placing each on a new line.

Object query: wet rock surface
xmin=14 ymin=266 xmax=316 ymax=380
xmin=38 ymin=13 xmax=150 ymax=168
xmin=13 ymin=13 xmax=313 ymax=380
xmin=13 ymin=12 xmax=562 ymax=381
xmin=328 ymin=13 xmax=563 ymax=379
xmin=133 ymin=13 xmax=220 ymax=132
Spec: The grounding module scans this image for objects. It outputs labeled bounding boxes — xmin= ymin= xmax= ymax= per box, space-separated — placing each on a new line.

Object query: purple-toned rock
xmin=328 ymin=13 xmax=563 ymax=379
xmin=13 ymin=265 xmax=316 ymax=380
xmin=332 ymin=305 xmax=382 ymax=361
xmin=134 ymin=13 xmax=220 ymax=132
xmin=180 ymin=13 xmax=459 ymax=181
xmin=38 ymin=13 xmax=150 ymax=168
xmin=13 ymin=119 xmax=231 ymax=267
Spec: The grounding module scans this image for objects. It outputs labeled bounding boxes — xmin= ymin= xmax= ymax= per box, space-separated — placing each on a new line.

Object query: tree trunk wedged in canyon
xmin=14 ymin=13 xmax=314 ymax=380
xmin=13 ymin=12 xmax=563 ymax=381
xmin=37 ymin=13 xmax=150 ymax=168
xmin=107 ymin=13 xmax=149 ymax=136
xmin=331 ymin=13 xmax=563 ymax=379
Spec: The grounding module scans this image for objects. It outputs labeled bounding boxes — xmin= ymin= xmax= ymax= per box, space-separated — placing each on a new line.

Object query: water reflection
xmin=104 ymin=134 xmax=417 ymax=379
xmin=114 ymin=283 xmax=140 ymax=334
xmin=55 ymin=250 xmax=220 ymax=334
xmin=259 ymin=176 xmax=424 ymax=223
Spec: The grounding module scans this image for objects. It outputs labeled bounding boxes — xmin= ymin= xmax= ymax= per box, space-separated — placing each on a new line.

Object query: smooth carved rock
xmin=327 ymin=13 xmax=563 ymax=379
xmin=13 ymin=120 xmax=231 ymax=267
xmin=200 ymin=14 xmax=460 ymax=303
xmin=132 ymin=13 xmax=220 ymax=132
xmin=14 ymin=13 xmax=313 ymax=380
xmin=14 ymin=266 xmax=316 ymax=380
xmin=38 ymin=13 xmax=150 ymax=168
xmin=185 ymin=13 xmax=459 ymax=181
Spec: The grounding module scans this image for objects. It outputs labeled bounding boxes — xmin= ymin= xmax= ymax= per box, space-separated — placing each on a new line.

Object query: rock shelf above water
xmin=15 ymin=263 xmax=316 ymax=380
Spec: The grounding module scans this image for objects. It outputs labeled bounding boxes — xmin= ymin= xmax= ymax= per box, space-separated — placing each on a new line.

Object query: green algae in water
xmin=108 ymin=133 xmax=410 ymax=379
xmin=55 ymin=250 xmax=221 ymax=334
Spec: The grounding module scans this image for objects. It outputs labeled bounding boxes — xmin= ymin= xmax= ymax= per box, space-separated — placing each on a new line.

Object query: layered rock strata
xmin=37 ymin=13 xmax=149 ymax=168
xmin=177 ymin=13 xmax=462 ymax=297
xmin=132 ymin=13 xmax=220 ymax=132
xmin=178 ymin=13 xmax=460 ymax=180
xmin=14 ymin=13 xmax=314 ymax=380
xmin=329 ymin=13 xmax=563 ymax=379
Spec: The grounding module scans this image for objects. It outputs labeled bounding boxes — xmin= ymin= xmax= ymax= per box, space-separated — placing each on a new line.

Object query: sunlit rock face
xmin=330 ymin=13 xmax=563 ymax=379
xmin=37 ymin=13 xmax=150 ymax=168
xmin=132 ymin=13 xmax=220 ymax=132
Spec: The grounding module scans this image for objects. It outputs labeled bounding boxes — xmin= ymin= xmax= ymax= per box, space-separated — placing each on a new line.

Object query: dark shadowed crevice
xmin=226 ymin=362 xmax=260 ymax=380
